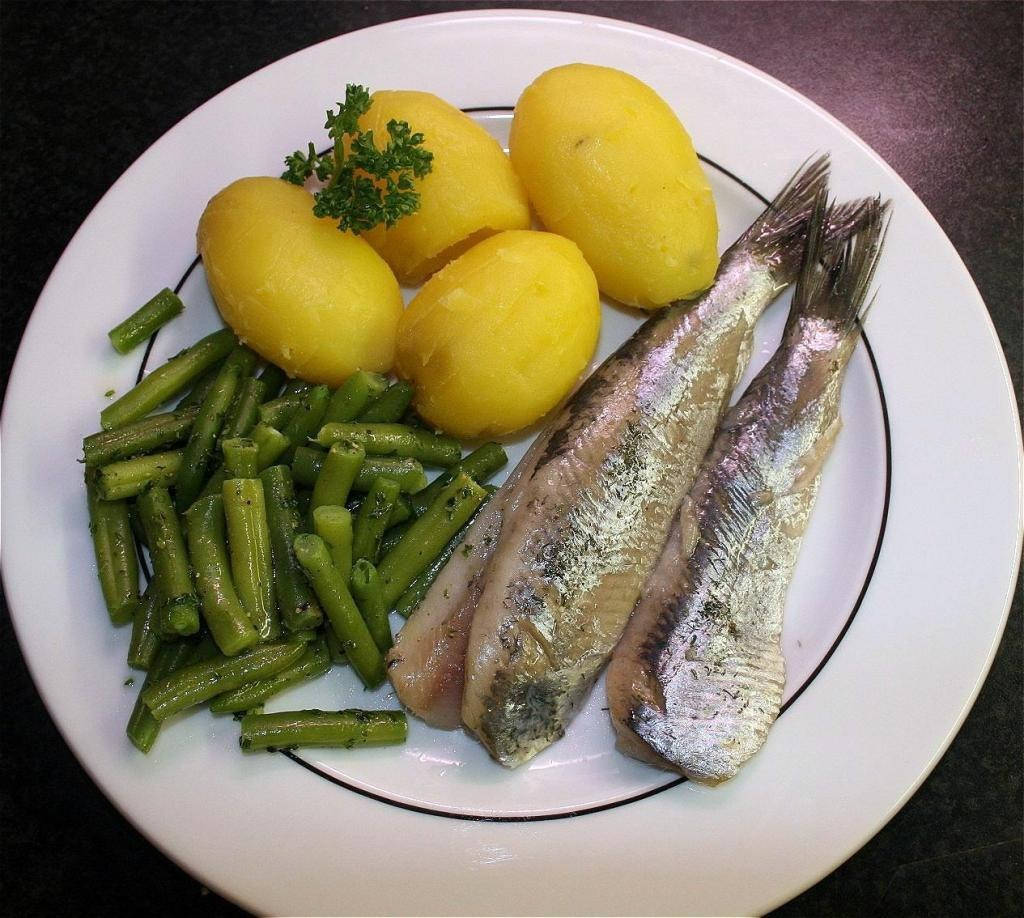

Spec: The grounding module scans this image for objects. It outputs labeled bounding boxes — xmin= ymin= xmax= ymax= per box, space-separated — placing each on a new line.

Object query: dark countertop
xmin=1 ymin=2 xmax=1020 ymax=915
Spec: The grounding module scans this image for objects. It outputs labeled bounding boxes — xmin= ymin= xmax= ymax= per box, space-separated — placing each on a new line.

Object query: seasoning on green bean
xmin=210 ymin=638 xmax=330 ymax=714
xmin=108 ymin=288 xmax=185 ymax=354
xmin=221 ymin=375 xmax=269 ymax=441
xmin=393 ymin=490 xmax=494 ymax=617
xmin=86 ymin=479 xmax=139 ymax=624
xmin=174 ymin=345 xmax=257 ymax=511
xmin=222 ymin=476 xmax=279 ymax=641
xmin=83 ymin=406 xmax=198 ymax=467
xmin=293 ymin=534 xmax=385 ymax=689
xmin=312 ymin=505 xmax=353 ymax=582
xmin=136 ymin=486 xmax=201 ymax=637
xmin=279 ymin=384 xmax=330 ymax=462
xmin=357 ymin=381 xmax=414 ymax=423
xmin=323 ymin=370 xmax=388 ymax=424
xmin=260 ymin=465 xmax=323 ymax=632
xmin=141 ymin=640 xmax=306 ymax=721
xmin=316 ymin=422 xmax=461 ymax=468
xmin=127 ymin=583 xmax=162 ymax=670
xmin=94 ymin=450 xmax=183 ymax=501
xmin=409 ymin=442 xmax=507 ymax=516
xmin=258 ymin=393 xmax=303 ymax=429
xmin=101 ymin=328 xmax=236 ymax=430
xmin=126 ymin=639 xmax=196 ymax=753
xmin=293 ymin=446 xmax=428 ymax=494
xmin=309 ymin=440 xmax=364 ymax=513
xmin=352 ymin=476 xmax=401 ymax=563
xmin=184 ymin=495 xmax=259 ymax=656
xmin=376 ymin=519 xmax=413 ymax=560
xmin=176 ymin=363 xmax=222 ymax=411
xmin=252 ymin=424 xmax=290 ymax=471
xmin=239 ymin=708 xmax=407 ymax=752
xmin=350 ymin=559 xmax=392 ymax=653
xmin=378 ymin=473 xmax=487 ymax=608
xmin=222 ymin=437 xmax=259 ymax=479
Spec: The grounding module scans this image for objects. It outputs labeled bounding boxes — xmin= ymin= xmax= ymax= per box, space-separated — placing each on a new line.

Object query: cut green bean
xmin=222 ymin=437 xmax=259 ymax=479
xmin=323 ymin=370 xmax=388 ymax=424
xmin=350 ymin=559 xmax=392 ymax=653
xmin=357 ymin=381 xmax=414 ymax=423
xmin=310 ymin=440 xmax=364 ymax=513
xmin=108 ymin=288 xmax=184 ymax=354
xmin=221 ymin=376 xmax=269 ymax=441
xmin=86 ymin=480 xmax=139 ymax=624
xmin=200 ymin=465 xmax=227 ymax=499
xmin=312 ymin=505 xmax=353 ymax=582
xmin=260 ymin=466 xmax=323 ymax=632
xmin=282 ymin=380 xmax=313 ymax=398
xmin=352 ymin=477 xmax=401 ymax=563
xmin=409 ymin=442 xmax=508 ymax=516
xmin=210 ymin=639 xmax=330 ymax=714
xmin=239 ymin=709 xmax=407 ymax=751
xmin=176 ymin=364 xmax=222 ymax=410
xmin=83 ymin=406 xmax=198 ymax=467
xmin=101 ymin=328 xmax=236 ymax=430
xmin=378 ymin=473 xmax=487 ymax=608
xmin=222 ymin=476 xmax=279 ymax=642
xmin=258 ymin=393 xmax=303 ymax=429
xmin=184 ymin=495 xmax=259 ymax=656
xmin=94 ymin=450 xmax=183 ymax=500
xmin=293 ymin=534 xmax=385 ymax=688
xmin=136 ymin=486 xmax=200 ymax=637
xmin=377 ymin=520 xmax=413 ymax=560
xmin=279 ymin=384 xmax=330 ymax=462
xmin=174 ymin=346 xmax=257 ymax=511
xmin=292 ymin=447 xmax=428 ymax=494
xmin=141 ymin=640 xmax=306 ymax=721
xmin=393 ymin=491 xmax=493 ymax=617
xmin=252 ymin=424 xmax=290 ymax=470
xmin=317 ymin=423 xmax=461 ymax=468
xmin=129 ymin=503 xmax=148 ymax=549
xmin=127 ymin=583 xmax=162 ymax=670
xmin=258 ymin=364 xmax=287 ymax=398
xmin=126 ymin=638 xmax=196 ymax=753
xmin=324 ymin=625 xmax=349 ymax=665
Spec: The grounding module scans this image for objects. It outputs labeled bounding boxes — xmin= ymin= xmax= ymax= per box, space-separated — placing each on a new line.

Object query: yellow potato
xmin=359 ymin=91 xmax=531 ymax=285
xmin=197 ymin=176 xmax=402 ymax=385
xmin=396 ymin=230 xmax=600 ymax=439
xmin=509 ymin=63 xmax=719 ymax=309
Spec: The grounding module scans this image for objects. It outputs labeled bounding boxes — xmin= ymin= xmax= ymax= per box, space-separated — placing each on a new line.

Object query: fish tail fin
xmin=791 ymin=193 xmax=891 ymax=336
xmin=737 ymin=153 xmax=831 ymax=279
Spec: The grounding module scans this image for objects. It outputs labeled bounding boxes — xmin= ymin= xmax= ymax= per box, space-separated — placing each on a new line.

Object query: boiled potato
xmin=396 ymin=230 xmax=600 ymax=439
xmin=197 ymin=176 xmax=402 ymax=385
xmin=358 ymin=91 xmax=531 ymax=285
xmin=509 ymin=63 xmax=719 ymax=309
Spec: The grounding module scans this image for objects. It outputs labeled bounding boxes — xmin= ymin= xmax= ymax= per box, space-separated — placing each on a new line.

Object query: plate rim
xmin=2 ymin=8 xmax=1021 ymax=915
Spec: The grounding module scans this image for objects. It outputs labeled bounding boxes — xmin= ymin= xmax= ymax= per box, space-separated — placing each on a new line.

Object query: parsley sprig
xmin=282 ymin=84 xmax=433 ymax=234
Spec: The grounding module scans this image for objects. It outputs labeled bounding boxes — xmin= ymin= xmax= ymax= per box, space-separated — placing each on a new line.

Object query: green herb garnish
xmin=281 ymin=84 xmax=433 ymax=234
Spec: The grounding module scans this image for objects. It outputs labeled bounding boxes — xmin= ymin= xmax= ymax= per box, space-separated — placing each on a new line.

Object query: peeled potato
xmin=197 ymin=176 xmax=402 ymax=385
xmin=396 ymin=230 xmax=600 ymax=439
xmin=358 ymin=91 xmax=531 ymax=285
xmin=509 ymin=63 xmax=719 ymax=309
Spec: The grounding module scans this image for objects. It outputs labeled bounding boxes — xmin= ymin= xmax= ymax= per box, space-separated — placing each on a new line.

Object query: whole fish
xmin=388 ymin=156 xmax=855 ymax=764
xmin=605 ymin=194 xmax=888 ymax=782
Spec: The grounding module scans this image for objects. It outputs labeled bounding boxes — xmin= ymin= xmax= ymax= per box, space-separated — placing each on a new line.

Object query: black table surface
xmin=2 ymin=2 xmax=1020 ymax=915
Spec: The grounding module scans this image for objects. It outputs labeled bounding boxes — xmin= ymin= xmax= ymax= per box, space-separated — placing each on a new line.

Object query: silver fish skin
xmin=459 ymin=157 xmax=846 ymax=767
xmin=606 ymin=195 xmax=889 ymax=783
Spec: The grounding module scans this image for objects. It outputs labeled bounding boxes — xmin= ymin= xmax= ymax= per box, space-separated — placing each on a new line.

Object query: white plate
xmin=2 ymin=10 xmax=1021 ymax=915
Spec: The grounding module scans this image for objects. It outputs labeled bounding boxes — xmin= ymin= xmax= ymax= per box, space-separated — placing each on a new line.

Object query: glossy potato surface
xmin=509 ymin=63 xmax=719 ymax=309
xmin=396 ymin=231 xmax=600 ymax=439
xmin=359 ymin=91 xmax=531 ymax=285
xmin=197 ymin=177 xmax=402 ymax=385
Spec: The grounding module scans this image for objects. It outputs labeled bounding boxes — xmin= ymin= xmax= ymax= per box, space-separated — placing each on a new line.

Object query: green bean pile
xmin=85 ymin=296 xmax=507 ymax=755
